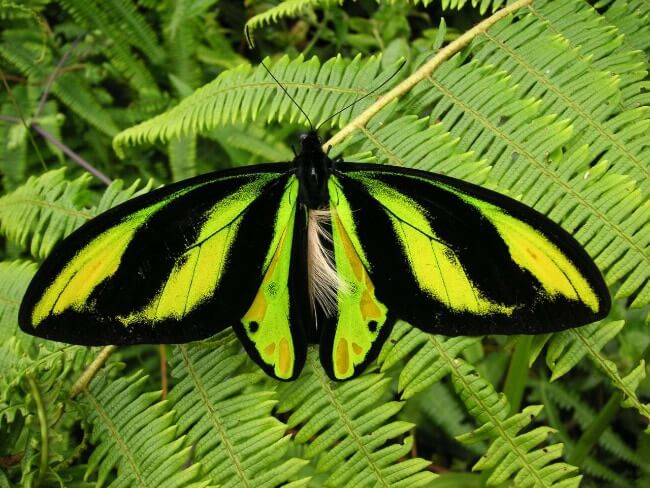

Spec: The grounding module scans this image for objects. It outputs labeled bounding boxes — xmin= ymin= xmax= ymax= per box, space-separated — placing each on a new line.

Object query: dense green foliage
xmin=0 ymin=0 xmax=648 ymax=486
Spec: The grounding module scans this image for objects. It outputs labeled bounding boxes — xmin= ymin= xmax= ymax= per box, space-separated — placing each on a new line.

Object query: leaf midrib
xmin=309 ymin=355 xmax=390 ymax=488
xmin=429 ymin=335 xmax=551 ymax=487
xmin=178 ymin=345 xmax=252 ymax=487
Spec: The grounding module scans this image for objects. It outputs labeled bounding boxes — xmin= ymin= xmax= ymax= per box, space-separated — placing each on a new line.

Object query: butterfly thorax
xmin=294 ymin=131 xmax=334 ymax=209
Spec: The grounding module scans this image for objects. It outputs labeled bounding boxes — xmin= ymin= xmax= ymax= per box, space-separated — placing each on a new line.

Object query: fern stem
xmin=325 ymin=0 xmax=533 ymax=148
xmin=503 ymin=335 xmax=533 ymax=413
xmin=571 ymin=328 xmax=650 ymax=425
xmin=26 ymin=374 xmax=48 ymax=487
xmin=430 ymin=337 xmax=549 ymax=487
xmin=568 ymin=392 xmax=622 ymax=466
xmin=70 ymin=345 xmax=117 ymax=398
xmin=308 ymin=354 xmax=391 ymax=487
xmin=178 ymin=344 xmax=252 ymax=487
xmin=31 ymin=123 xmax=113 ymax=186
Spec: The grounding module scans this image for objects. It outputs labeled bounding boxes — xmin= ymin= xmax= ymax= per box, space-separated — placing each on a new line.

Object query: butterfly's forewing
xmin=328 ymin=163 xmax=610 ymax=348
xmin=19 ymin=166 xmax=306 ymax=376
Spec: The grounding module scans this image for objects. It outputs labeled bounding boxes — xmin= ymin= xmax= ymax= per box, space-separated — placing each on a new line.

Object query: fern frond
xmin=448 ymin=357 xmax=580 ymax=487
xmin=113 ymin=54 xmax=386 ymax=154
xmin=530 ymin=0 xmax=649 ymax=106
xmin=603 ymin=0 xmax=650 ymax=57
xmin=96 ymin=0 xmax=165 ymax=64
xmin=540 ymin=381 xmax=644 ymax=468
xmin=574 ymin=333 xmax=650 ymax=431
xmin=537 ymin=381 xmax=637 ymax=487
xmin=167 ymin=335 xmax=309 ymax=487
xmin=245 ymin=0 xmax=507 ymax=36
xmin=0 ymin=260 xmax=37 ymax=342
xmin=276 ymin=351 xmax=437 ymax=487
xmin=416 ymin=382 xmax=485 ymax=455
xmin=541 ymin=321 xmax=650 ymax=429
xmin=379 ymin=322 xmax=481 ymax=399
xmin=0 ymin=169 xmax=152 ymax=259
xmin=57 ymin=0 xmax=161 ymax=94
xmin=544 ymin=321 xmax=625 ymax=381
xmin=83 ymin=369 xmax=215 ymax=487
xmin=468 ymin=8 xmax=650 ymax=195
xmin=0 ymin=31 xmax=120 ymax=136
xmin=245 ymin=0 xmax=342 ymax=38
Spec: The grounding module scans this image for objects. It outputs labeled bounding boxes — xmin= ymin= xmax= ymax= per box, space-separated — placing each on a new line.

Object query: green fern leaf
xmin=540 ymin=381 xmax=644 ymax=468
xmin=379 ymin=322 xmax=481 ymax=399
xmin=277 ymin=351 xmax=437 ymax=487
xmin=167 ymin=334 xmax=309 ymax=487
xmin=83 ymin=369 xmax=215 ymax=488
xmin=603 ymin=0 xmax=650 ymax=57
xmin=57 ymin=0 xmax=161 ymax=94
xmin=0 ymin=31 xmax=120 ymax=137
xmin=449 ymin=358 xmax=580 ymax=487
xmin=545 ymin=320 xmax=625 ymax=381
xmin=0 ymin=169 xmax=152 ymax=259
xmin=245 ymin=0 xmax=507 ymax=36
xmin=566 ymin=327 xmax=650 ymax=431
xmin=112 ymin=54 xmax=388 ymax=154
xmin=245 ymin=0 xmax=342 ymax=38
xmin=0 ymin=260 xmax=37 ymax=342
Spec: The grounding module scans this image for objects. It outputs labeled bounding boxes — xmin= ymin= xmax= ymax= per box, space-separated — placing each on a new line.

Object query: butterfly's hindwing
xmin=19 ymin=166 xmax=294 ymax=345
xmin=232 ymin=176 xmax=307 ymax=380
xmin=331 ymin=164 xmax=610 ymax=337
xmin=320 ymin=180 xmax=396 ymax=380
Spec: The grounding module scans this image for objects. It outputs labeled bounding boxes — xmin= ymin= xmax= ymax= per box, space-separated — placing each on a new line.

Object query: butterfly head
xmin=295 ymin=131 xmax=333 ymax=208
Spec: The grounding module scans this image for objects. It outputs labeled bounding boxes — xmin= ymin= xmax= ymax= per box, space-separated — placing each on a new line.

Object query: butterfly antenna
xmin=316 ymin=59 xmax=406 ymax=131
xmin=245 ymin=26 xmax=314 ymax=131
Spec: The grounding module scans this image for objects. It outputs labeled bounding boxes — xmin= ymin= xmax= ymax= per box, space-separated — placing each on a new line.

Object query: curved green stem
xmin=503 ymin=335 xmax=533 ymax=413
xmin=26 ymin=374 xmax=48 ymax=487
xmin=568 ymin=391 xmax=622 ymax=466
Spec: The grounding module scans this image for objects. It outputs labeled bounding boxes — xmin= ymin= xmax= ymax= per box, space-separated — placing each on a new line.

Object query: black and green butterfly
xmin=19 ymin=130 xmax=611 ymax=381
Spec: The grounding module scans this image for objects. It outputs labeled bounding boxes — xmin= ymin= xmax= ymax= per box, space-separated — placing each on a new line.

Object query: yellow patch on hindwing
xmin=330 ymin=208 xmax=388 ymax=380
xmin=241 ymin=181 xmax=298 ymax=379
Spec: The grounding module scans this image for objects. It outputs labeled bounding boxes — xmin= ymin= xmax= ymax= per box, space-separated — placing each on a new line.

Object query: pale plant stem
xmin=70 ymin=345 xmax=117 ymax=398
xmin=26 ymin=374 xmax=48 ymax=487
xmin=325 ymin=0 xmax=533 ymax=149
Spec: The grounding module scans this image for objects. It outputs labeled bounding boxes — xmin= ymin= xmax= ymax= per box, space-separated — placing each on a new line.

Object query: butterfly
xmin=18 ymin=126 xmax=611 ymax=381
